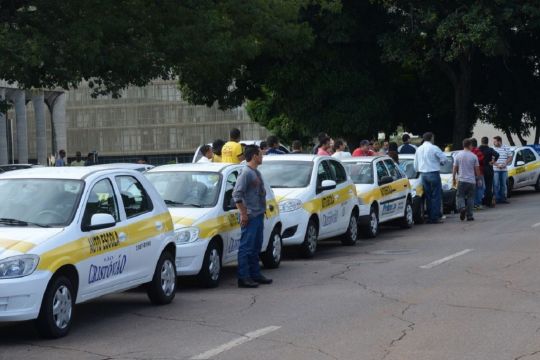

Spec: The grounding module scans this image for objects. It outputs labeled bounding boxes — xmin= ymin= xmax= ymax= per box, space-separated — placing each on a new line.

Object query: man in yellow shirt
xmin=212 ymin=139 xmax=225 ymax=163
xmin=221 ymin=128 xmax=245 ymax=163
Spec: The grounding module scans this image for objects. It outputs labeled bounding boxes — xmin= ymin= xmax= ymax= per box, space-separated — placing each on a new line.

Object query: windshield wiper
xmin=0 ymin=218 xmax=51 ymax=228
xmin=164 ymin=200 xmax=203 ymax=208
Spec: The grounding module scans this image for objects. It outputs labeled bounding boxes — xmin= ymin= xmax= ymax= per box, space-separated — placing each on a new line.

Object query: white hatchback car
xmin=0 ymin=167 xmax=177 ymax=338
xmin=507 ymin=146 xmax=540 ymax=195
xmin=258 ymin=155 xmax=360 ymax=258
xmin=145 ymin=163 xmax=283 ymax=287
xmin=342 ymin=156 xmax=414 ymax=238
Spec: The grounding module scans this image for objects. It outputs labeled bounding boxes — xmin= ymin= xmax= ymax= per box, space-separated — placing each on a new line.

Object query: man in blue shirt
xmin=265 ymin=135 xmax=285 ymax=155
xmin=399 ymin=134 xmax=417 ymax=154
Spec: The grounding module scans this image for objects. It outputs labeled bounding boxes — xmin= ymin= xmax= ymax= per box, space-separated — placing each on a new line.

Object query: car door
xmin=78 ymin=177 xmax=130 ymax=299
xmin=383 ymin=159 xmax=409 ymax=219
xmin=374 ymin=159 xmax=395 ymax=222
xmin=315 ymin=160 xmax=341 ymax=237
xmin=221 ymin=169 xmax=241 ymax=263
xmin=513 ymin=150 xmax=529 ymax=187
xmin=114 ymin=174 xmax=163 ymax=281
xmin=522 ymin=148 xmax=539 ymax=185
xmin=327 ymin=159 xmax=355 ymax=234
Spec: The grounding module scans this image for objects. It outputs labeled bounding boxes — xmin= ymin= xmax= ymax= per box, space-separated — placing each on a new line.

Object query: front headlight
xmin=175 ymin=227 xmax=200 ymax=244
xmin=278 ymin=199 xmax=303 ymax=213
xmin=0 ymin=255 xmax=40 ymax=279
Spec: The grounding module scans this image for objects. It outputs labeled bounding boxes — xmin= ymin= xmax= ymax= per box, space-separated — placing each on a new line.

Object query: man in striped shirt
xmin=492 ymin=136 xmax=513 ymax=204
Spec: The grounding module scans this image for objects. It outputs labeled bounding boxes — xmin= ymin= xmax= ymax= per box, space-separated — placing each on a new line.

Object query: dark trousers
xmin=483 ymin=169 xmax=494 ymax=206
xmin=457 ymin=182 xmax=475 ymax=218
xmin=421 ymin=171 xmax=442 ymax=222
xmin=237 ymin=214 xmax=264 ymax=280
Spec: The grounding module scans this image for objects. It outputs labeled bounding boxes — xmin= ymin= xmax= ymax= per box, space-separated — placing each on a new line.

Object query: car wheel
xmin=400 ymin=200 xmax=414 ymax=229
xmin=413 ymin=197 xmax=425 ymax=224
xmin=147 ymin=250 xmax=177 ymax=305
xmin=300 ymin=219 xmax=318 ymax=258
xmin=198 ymin=240 xmax=221 ymax=288
xmin=362 ymin=205 xmax=379 ymax=239
xmin=535 ymin=175 xmax=540 ymax=192
xmin=341 ymin=212 xmax=358 ymax=246
xmin=507 ymin=177 xmax=514 ymax=198
xmin=36 ymin=275 xmax=75 ymax=338
xmin=261 ymin=227 xmax=282 ymax=269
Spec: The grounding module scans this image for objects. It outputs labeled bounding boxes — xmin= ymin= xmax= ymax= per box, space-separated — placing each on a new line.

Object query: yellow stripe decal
xmin=508 ymin=161 xmax=540 ymax=177
xmin=358 ymin=178 xmax=410 ymax=204
xmin=302 ymin=185 xmax=356 ymax=213
xmin=37 ymin=212 xmax=173 ymax=272
xmin=0 ymin=239 xmax=37 ymax=254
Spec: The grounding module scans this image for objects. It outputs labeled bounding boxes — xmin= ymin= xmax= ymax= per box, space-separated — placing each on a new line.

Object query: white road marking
xmin=420 ymin=249 xmax=474 ymax=269
xmin=532 ymin=222 xmax=540 ymax=228
xmin=190 ymin=325 xmax=281 ymax=360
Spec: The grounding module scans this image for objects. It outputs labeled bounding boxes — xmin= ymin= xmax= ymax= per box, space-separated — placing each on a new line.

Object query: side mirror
xmin=379 ymin=176 xmax=394 ymax=186
xmin=318 ymin=179 xmax=337 ymax=193
xmin=516 ymin=160 xmax=525 ymax=166
xmin=85 ymin=213 xmax=116 ymax=231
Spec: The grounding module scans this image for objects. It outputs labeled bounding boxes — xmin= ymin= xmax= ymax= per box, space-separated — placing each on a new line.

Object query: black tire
xmin=399 ymin=199 xmax=414 ymax=229
xmin=535 ymin=175 xmax=540 ymax=192
xmin=261 ymin=227 xmax=282 ymax=269
xmin=413 ymin=197 xmax=425 ymax=224
xmin=147 ymin=250 xmax=177 ymax=305
xmin=362 ymin=205 xmax=379 ymax=239
xmin=198 ymin=240 xmax=221 ymax=288
xmin=36 ymin=275 xmax=75 ymax=339
xmin=300 ymin=219 xmax=318 ymax=258
xmin=341 ymin=211 xmax=358 ymax=246
xmin=507 ymin=178 xmax=514 ymax=198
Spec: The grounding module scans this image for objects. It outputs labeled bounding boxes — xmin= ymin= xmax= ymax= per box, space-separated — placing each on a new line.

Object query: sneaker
xmin=460 ymin=208 xmax=466 ymax=221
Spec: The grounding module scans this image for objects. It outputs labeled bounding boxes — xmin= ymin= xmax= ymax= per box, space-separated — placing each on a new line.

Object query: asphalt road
xmin=2 ymin=189 xmax=540 ymax=360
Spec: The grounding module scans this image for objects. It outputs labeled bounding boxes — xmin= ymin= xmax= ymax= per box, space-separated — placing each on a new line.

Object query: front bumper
xmin=175 ymin=239 xmax=211 ymax=276
xmin=0 ymin=270 xmax=51 ymax=322
xmin=280 ymin=209 xmax=310 ymax=246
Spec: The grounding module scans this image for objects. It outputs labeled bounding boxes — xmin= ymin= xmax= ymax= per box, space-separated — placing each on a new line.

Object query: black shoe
xmin=238 ymin=278 xmax=259 ymax=288
xmin=253 ymin=275 xmax=273 ymax=285
xmin=499 ymin=200 xmax=510 ymax=204
xmin=427 ymin=219 xmax=444 ymax=224
xmin=460 ymin=208 xmax=466 ymax=221
xmin=467 ymin=217 xmax=474 ymax=221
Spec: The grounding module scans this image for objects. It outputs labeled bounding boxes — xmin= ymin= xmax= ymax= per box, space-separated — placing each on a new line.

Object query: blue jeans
xmin=475 ymin=176 xmax=485 ymax=206
xmin=421 ymin=171 xmax=442 ymax=222
xmin=493 ymin=171 xmax=508 ymax=203
xmin=237 ymin=214 xmax=264 ymax=280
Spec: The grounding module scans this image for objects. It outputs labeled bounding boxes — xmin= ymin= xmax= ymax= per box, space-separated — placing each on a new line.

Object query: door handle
xmin=155 ymin=221 xmax=164 ymax=231
xmin=118 ymin=232 xmax=127 ymax=243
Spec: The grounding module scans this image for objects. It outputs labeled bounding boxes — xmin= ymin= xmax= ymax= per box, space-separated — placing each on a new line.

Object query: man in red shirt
xmin=471 ymin=138 xmax=485 ymax=209
xmin=352 ymin=140 xmax=375 ymax=157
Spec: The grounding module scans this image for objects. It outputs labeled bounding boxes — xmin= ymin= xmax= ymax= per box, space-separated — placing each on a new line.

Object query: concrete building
xmin=2 ymin=80 xmax=270 ymax=165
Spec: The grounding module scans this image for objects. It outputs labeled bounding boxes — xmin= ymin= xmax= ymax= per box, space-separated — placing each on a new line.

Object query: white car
xmin=0 ymin=167 xmax=177 ymax=338
xmin=440 ymin=153 xmax=457 ymax=213
xmin=92 ymin=163 xmax=155 ymax=172
xmin=258 ymin=155 xmax=360 ymax=258
xmin=398 ymin=154 xmax=425 ymax=223
xmin=342 ymin=156 xmax=414 ymax=238
xmin=145 ymin=163 xmax=283 ymax=287
xmin=507 ymin=146 xmax=540 ymax=195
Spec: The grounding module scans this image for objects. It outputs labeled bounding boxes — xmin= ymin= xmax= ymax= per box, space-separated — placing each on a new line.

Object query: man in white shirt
xmin=332 ymin=139 xmax=352 ymax=159
xmin=414 ymin=132 xmax=447 ymax=224
xmin=197 ymin=145 xmax=213 ymax=163
xmin=492 ymin=136 xmax=513 ymax=204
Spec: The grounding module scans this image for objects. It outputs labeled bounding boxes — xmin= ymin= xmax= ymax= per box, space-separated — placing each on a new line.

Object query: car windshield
xmin=399 ymin=159 xmax=418 ymax=179
xmin=343 ymin=162 xmax=374 ymax=184
xmin=0 ymin=179 xmax=84 ymax=227
xmin=259 ymin=162 xmax=313 ymax=188
xmin=440 ymin=155 xmax=454 ymax=174
xmin=146 ymin=171 xmax=221 ymax=207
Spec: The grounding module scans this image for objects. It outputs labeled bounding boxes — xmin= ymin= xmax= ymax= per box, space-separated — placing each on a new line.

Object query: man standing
xmin=221 ymin=128 xmax=244 ymax=164
xmin=453 ymin=139 xmax=481 ymax=221
xmin=84 ymin=152 xmax=95 ymax=166
xmin=479 ymin=137 xmax=499 ymax=207
xmin=55 ymin=149 xmax=67 ymax=167
xmin=197 ymin=145 xmax=213 ymax=163
xmin=352 ymin=140 xmax=375 ymax=157
xmin=470 ymin=139 xmax=485 ymax=210
xmin=312 ymin=132 xmax=329 ymax=154
xmin=232 ymin=145 xmax=272 ymax=288
xmin=332 ymin=139 xmax=352 ymax=159
xmin=492 ymin=136 xmax=513 ymax=204
xmin=317 ymin=137 xmax=332 ymax=156
xmin=414 ymin=132 xmax=447 ymax=224
xmin=70 ymin=151 xmax=85 ymax=166
xmin=398 ymin=134 xmax=417 ymax=154
xmin=291 ymin=140 xmax=303 ymax=153
xmin=265 ymin=135 xmax=285 ymax=155
xmin=382 ymin=141 xmax=390 ymax=154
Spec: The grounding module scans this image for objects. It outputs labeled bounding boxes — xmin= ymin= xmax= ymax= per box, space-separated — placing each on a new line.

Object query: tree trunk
xmin=535 ymin=119 xmax=540 ymax=145
xmin=516 ymin=131 xmax=527 ymax=146
xmin=504 ymin=128 xmax=515 ymax=146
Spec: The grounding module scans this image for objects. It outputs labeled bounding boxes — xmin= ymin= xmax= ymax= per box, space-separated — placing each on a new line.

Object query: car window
xmin=376 ymin=161 xmax=390 ymax=181
xmin=317 ymin=162 xmax=332 ymax=187
xmin=440 ymin=156 xmax=454 ymax=174
xmin=115 ymin=176 xmax=153 ymax=218
xmin=223 ymin=171 xmax=238 ymax=211
xmin=82 ymin=179 xmax=119 ymax=229
xmin=259 ymin=162 xmax=313 ymax=188
xmin=516 ymin=150 xmax=524 ymax=164
xmin=343 ymin=162 xmax=373 ymax=184
xmin=522 ymin=149 xmax=536 ymax=163
xmin=399 ymin=159 xmax=418 ymax=179
xmin=328 ymin=160 xmax=348 ymax=184
xmin=384 ymin=159 xmax=402 ymax=180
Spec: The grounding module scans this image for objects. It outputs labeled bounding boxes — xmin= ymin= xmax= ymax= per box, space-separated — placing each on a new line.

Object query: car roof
xmin=92 ymin=163 xmax=154 ymax=170
xmin=341 ymin=156 xmax=389 ymax=163
xmin=398 ymin=154 xmax=415 ymax=160
xmin=147 ymin=162 xmax=241 ymax=173
xmin=0 ymin=166 xmax=136 ymax=180
xmin=260 ymin=154 xmax=324 ymax=162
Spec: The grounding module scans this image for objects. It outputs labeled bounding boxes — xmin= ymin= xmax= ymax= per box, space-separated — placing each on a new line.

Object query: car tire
xmin=535 ymin=175 xmax=540 ymax=192
xmin=341 ymin=212 xmax=358 ymax=246
xmin=300 ymin=219 xmax=318 ymax=258
xmin=261 ymin=227 xmax=282 ymax=269
xmin=147 ymin=250 xmax=177 ymax=305
xmin=362 ymin=205 xmax=379 ymax=239
xmin=413 ymin=197 xmax=425 ymax=224
xmin=198 ymin=240 xmax=221 ymax=288
xmin=36 ymin=275 xmax=75 ymax=339
xmin=507 ymin=177 xmax=514 ymax=198
xmin=399 ymin=199 xmax=414 ymax=229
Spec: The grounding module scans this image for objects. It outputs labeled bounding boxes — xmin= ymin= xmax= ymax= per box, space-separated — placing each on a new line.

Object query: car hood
xmin=0 ymin=227 xmax=65 ymax=259
xmin=169 ymin=208 xmax=214 ymax=229
xmin=272 ymin=188 xmax=307 ymax=202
